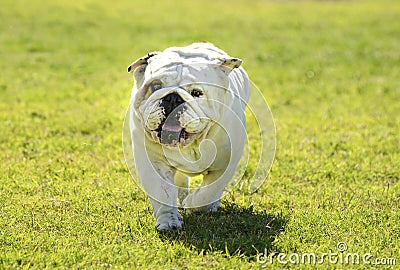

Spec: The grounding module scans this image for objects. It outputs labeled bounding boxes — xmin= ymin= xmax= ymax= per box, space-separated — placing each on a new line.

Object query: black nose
xmin=161 ymin=93 xmax=185 ymax=116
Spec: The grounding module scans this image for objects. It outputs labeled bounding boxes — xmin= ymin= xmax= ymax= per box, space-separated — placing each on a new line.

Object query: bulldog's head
xmin=128 ymin=44 xmax=242 ymax=147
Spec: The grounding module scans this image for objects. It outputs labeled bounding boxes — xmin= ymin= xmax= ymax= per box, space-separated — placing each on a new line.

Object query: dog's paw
xmin=204 ymin=200 xmax=220 ymax=214
xmin=182 ymin=195 xmax=220 ymax=214
xmin=155 ymin=211 xmax=183 ymax=232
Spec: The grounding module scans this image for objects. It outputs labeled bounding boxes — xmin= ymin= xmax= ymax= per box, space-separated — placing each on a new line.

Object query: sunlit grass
xmin=0 ymin=0 xmax=399 ymax=268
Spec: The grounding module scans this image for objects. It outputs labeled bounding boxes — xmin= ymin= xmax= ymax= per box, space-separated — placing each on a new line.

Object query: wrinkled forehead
xmin=143 ymin=53 xmax=227 ymax=87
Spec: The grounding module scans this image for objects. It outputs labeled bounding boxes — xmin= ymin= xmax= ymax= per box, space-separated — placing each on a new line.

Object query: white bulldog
xmin=127 ymin=43 xmax=250 ymax=231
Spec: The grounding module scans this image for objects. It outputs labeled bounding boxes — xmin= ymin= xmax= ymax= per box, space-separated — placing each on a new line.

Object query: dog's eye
xmin=150 ymin=80 xmax=163 ymax=92
xmin=190 ymin=88 xmax=203 ymax=97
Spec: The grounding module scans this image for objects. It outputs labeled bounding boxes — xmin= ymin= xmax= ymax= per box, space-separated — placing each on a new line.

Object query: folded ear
xmin=127 ymin=52 xmax=159 ymax=73
xmin=219 ymin=57 xmax=242 ymax=74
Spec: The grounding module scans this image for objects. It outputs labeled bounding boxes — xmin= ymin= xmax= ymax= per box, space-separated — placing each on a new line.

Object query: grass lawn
xmin=0 ymin=0 xmax=399 ymax=268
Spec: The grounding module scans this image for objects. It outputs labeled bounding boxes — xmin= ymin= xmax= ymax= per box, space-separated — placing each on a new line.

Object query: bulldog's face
xmin=128 ymin=51 xmax=242 ymax=147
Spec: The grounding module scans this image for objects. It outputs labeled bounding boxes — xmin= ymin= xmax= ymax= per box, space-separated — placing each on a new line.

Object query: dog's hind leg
xmin=182 ymin=169 xmax=233 ymax=213
xmin=174 ymin=171 xmax=189 ymax=206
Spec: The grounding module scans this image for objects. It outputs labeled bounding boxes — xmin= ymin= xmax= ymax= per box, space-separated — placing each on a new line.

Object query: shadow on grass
xmin=159 ymin=202 xmax=286 ymax=258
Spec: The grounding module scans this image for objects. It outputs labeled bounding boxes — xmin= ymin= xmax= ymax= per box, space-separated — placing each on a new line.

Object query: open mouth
xmin=151 ymin=113 xmax=192 ymax=146
xmin=147 ymin=92 xmax=206 ymax=146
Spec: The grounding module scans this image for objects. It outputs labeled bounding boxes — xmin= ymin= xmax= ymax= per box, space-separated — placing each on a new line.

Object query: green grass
xmin=1 ymin=0 xmax=399 ymax=268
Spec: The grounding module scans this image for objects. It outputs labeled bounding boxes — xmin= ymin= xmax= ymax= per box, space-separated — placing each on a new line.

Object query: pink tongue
xmin=162 ymin=122 xmax=183 ymax=133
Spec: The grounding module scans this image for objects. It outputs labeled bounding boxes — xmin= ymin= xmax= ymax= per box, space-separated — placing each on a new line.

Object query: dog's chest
xmin=159 ymin=139 xmax=229 ymax=175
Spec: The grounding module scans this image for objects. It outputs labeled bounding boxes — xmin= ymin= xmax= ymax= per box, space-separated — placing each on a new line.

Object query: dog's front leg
xmin=135 ymin=154 xmax=182 ymax=231
xmin=149 ymin=197 xmax=182 ymax=232
xmin=148 ymin=164 xmax=182 ymax=232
